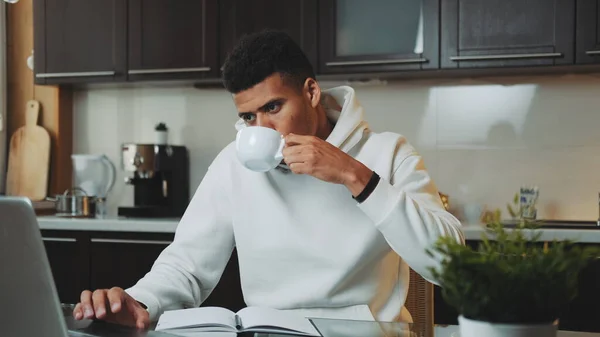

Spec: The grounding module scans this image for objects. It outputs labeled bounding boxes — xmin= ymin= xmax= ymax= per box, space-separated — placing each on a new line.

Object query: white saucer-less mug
xmin=235 ymin=126 xmax=285 ymax=172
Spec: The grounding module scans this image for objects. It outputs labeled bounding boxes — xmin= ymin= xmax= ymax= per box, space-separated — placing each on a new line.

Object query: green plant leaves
xmin=426 ymin=197 xmax=600 ymax=324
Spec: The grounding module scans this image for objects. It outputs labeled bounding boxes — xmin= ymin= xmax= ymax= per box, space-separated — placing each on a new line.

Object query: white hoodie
xmin=126 ymin=86 xmax=465 ymax=323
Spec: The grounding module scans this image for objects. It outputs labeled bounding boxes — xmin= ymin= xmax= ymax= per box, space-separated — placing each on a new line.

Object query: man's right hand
xmin=73 ymin=287 xmax=150 ymax=329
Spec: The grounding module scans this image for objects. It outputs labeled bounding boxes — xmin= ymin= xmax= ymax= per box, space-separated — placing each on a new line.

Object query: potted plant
xmin=427 ymin=195 xmax=600 ymax=337
xmin=155 ymin=122 xmax=168 ymax=145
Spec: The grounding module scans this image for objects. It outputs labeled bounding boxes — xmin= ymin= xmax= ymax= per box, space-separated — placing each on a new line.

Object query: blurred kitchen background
xmin=73 ymin=74 xmax=600 ymax=221
xmin=4 ymin=0 xmax=600 ymax=332
xmin=2 ymin=0 xmax=600 ymax=223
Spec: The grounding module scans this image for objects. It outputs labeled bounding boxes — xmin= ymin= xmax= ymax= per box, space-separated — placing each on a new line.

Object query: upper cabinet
xmin=33 ymin=0 xmax=127 ymax=84
xmin=127 ymin=0 xmax=219 ymax=81
xmin=441 ymin=0 xmax=575 ymax=69
xmin=576 ymin=0 xmax=600 ymax=64
xmin=32 ymin=0 xmax=598 ymax=85
xmin=318 ymin=0 xmax=439 ymax=74
xmin=218 ymin=0 xmax=318 ymax=72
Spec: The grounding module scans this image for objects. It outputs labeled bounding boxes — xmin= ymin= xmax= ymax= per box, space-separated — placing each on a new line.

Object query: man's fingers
xmin=289 ymin=162 xmax=311 ymax=174
xmin=80 ymin=290 xmax=94 ymax=319
xmin=92 ymin=289 xmax=108 ymax=319
xmin=282 ymin=144 xmax=311 ymax=158
xmin=134 ymin=309 xmax=149 ymax=330
xmin=107 ymin=287 xmax=125 ymax=313
xmin=124 ymin=296 xmax=149 ymax=330
xmin=284 ymin=153 xmax=316 ymax=166
xmin=284 ymin=133 xmax=315 ymax=146
xmin=73 ymin=303 xmax=83 ymax=320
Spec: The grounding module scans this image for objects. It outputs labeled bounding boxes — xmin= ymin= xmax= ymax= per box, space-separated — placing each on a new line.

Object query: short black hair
xmin=222 ymin=30 xmax=316 ymax=94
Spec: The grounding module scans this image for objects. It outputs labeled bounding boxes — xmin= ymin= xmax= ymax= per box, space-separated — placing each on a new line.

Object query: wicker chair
xmin=404 ymin=268 xmax=434 ymax=337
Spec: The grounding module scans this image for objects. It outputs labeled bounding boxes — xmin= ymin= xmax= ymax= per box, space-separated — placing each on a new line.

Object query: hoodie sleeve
xmin=356 ymin=152 xmax=465 ymax=285
xmin=125 ymin=158 xmax=235 ymax=322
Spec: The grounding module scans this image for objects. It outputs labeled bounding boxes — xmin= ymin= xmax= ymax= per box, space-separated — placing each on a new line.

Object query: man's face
xmin=233 ymin=73 xmax=319 ymax=137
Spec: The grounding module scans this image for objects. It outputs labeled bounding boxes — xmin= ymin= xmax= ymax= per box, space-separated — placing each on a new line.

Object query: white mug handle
xmin=274 ymin=137 xmax=285 ymax=162
xmin=100 ymin=155 xmax=116 ymax=197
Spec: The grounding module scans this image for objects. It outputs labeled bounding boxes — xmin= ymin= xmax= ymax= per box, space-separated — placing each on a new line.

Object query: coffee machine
xmin=118 ymin=143 xmax=189 ymax=218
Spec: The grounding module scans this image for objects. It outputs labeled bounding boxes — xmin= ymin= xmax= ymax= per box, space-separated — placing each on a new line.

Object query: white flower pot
xmin=458 ymin=315 xmax=558 ymax=337
xmin=155 ymin=130 xmax=168 ymax=145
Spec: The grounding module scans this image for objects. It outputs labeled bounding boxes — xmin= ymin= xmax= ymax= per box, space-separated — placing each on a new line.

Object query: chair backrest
xmin=405 ymin=268 xmax=434 ymax=337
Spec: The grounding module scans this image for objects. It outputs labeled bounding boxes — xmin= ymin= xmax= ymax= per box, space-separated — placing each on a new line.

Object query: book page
xmin=237 ymin=307 xmax=320 ymax=336
xmin=156 ymin=307 xmax=237 ymax=331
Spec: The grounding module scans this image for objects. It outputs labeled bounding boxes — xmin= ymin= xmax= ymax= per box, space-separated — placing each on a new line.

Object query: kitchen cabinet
xmin=127 ymin=0 xmax=219 ymax=81
xmin=40 ymin=230 xmax=246 ymax=312
xmin=196 ymin=249 xmax=246 ymax=312
xmin=576 ymin=0 xmax=600 ymax=64
xmin=218 ymin=0 xmax=318 ymax=73
xmin=440 ymin=0 xmax=575 ymax=69
xmin=318 ymin=0 xmax=439 ymax=74
xmin=32 ymin=0 xmax=599 ymax=85
xmin=33 ymin=0 xmax=127 ymax=85
xmin=41 ymin=231 xmax=90 ymax=304
xmin=557 ymin=244 xmax=600 ymax=332
xmin=89 ymin=232 xmax=172 ymax=290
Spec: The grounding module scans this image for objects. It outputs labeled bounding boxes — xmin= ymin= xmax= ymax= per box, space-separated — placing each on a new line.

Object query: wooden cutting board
xmin=5 ymin=100 xmax=51 ymax=201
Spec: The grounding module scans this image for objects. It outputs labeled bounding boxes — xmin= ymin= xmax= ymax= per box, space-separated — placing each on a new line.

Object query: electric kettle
xmin=71 ymin=154 xmax=116 ymax=198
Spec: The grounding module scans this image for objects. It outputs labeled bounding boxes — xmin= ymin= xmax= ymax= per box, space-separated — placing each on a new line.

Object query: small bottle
xmin=95 ymin=197 xmax=107 ymax=219
xmin=519 ymin=186 xmax=539 ymax=220
xmin=155 ymin=122 xmax=168 ymax=145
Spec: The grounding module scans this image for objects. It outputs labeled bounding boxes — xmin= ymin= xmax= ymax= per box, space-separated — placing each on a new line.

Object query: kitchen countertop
xmin=37 ymin=216 xmax=600 ymax=243
xmin=37 ymin=216 xmax=180 ymax=233
xmin=461 ymin=223 xmax=600 ymax=243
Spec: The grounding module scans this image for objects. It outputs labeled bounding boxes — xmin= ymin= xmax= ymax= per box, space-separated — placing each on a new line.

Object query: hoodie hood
xmin=234 ymin=85 xmax=370 ymax=154
xmin=321 ymin=85 xmax=370 ymax=153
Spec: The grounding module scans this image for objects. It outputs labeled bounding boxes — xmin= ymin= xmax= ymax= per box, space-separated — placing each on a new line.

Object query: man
xmin=73 ymin=30 xmax=464 ymax=329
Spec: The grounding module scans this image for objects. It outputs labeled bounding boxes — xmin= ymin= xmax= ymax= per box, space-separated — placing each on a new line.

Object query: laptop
xmin=0 ymin=196 xmax=174 ymax=337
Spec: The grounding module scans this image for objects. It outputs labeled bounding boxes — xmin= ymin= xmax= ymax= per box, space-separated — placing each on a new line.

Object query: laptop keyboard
xmin=68 ymin=330 xmax=98 ymax=337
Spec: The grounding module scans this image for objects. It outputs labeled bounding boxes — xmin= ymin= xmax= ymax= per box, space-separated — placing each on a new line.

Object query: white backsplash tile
xmin=436 ymin=74 xmax=600 ymax=150
xmin=436 ymin=146 xmax=600 ymax=221
xmin=436 ymin=82 xmax=537 ymax=150
xmin=346 ymin=82 xmax=438 ymax=150
xmin=73 ymin=73 xmax=600 ymax=221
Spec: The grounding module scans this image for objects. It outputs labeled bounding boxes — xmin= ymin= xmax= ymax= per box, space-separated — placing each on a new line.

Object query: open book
xmin=155 ymin=306 xmax=321 ymax=336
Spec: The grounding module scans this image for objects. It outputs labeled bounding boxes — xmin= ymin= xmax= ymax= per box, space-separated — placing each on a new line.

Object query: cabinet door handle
xmin=128 ymin=67 xmax=211 ymax=75
xmin=586 ymin=50 xmax=600 ymax=56
xmin=325 ymin=58 xmax=428 ymax=67
xmin=43 ymin=237 xmax=77 ymax=243
xmin=91 ymin=238 xmax=172 ymax=245
xmin=36 ymin=71 xmax=115 ymax=78
xmin=450 ymin=53 xmax=562 ymax=61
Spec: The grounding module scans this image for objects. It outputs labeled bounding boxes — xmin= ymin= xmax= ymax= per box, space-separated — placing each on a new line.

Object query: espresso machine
xmin=118 ymin=143 xmax=189 ymax=218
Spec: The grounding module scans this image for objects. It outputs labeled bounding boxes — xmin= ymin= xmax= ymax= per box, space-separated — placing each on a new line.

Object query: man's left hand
xmin=282 ymin=134 xmax=373 ymax=196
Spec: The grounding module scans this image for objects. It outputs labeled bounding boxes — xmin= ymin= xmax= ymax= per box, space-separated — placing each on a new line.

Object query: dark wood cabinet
xmin=195 ymin=249 xmax=246 ymax=312
xmin=441 ymin=0 xmax=575 ymax=69
xmin=127 ymin=0 xmax=219 ymax=81
xmin=89 ymin=232 xmax=173 ymax=290
xmin=41 ymin=231 xmax=90 ymax=304
xmin=40 ymin=230 xmax=245 ymax=312
xmin=32 ymin=0 xmax=600 ymax=84
xmin=318 ymin=0 xmax=439 ymax=74
xmin=555 ymin=244 xmax=600 ymax=332
xmin=218 ymin=0 xmax=318 ymax=73
xmin=33 ymin=0 xmax=127 ymax=85
xmin=576 ymin=0 xmax=600 ymax=64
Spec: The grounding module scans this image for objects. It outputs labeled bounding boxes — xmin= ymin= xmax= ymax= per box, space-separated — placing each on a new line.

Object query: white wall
xmin=73 ymin=73 xmax=600 ymax=222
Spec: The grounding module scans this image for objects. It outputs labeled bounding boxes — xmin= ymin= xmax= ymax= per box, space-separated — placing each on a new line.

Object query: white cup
xmin=235 ymin=126 xmax=285 ymax=172
xmin=463 ymin=204 xmax=483 ymax=225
